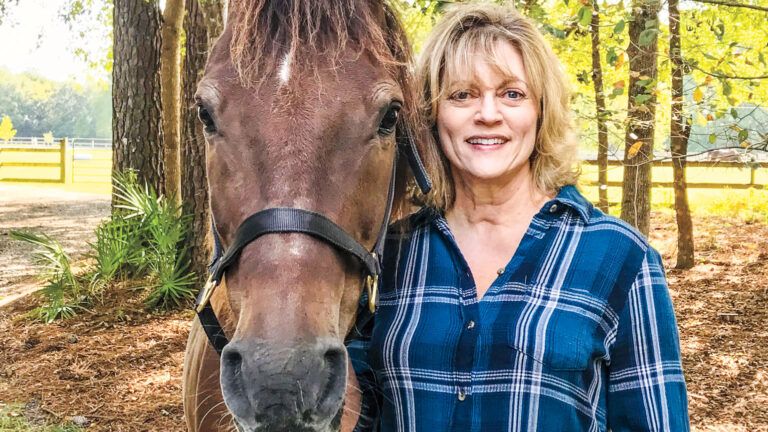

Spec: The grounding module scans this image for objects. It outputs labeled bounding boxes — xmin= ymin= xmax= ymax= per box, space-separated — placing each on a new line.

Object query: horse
xmin=182 ymin=1 xmax=433 ymax=431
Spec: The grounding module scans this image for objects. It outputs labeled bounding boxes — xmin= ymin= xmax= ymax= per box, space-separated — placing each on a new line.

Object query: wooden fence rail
xmin=581 ymin=159 xmax=766 ymax=190
xmin=0 ymin=139 xmax=71 ymax=183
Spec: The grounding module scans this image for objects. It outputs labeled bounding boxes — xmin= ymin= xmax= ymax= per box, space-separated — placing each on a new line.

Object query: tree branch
xmin=689 ymin=63 xmax=768 ymax=80
xmin=689 ymin=0 xmax=768 ymax=12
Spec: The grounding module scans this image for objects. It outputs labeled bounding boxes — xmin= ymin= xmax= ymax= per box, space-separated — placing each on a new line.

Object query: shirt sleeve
xmin=345 ymin=302 xmax=381 ymax=432
xmin=607 ymin=247 xmax=690 ymax=431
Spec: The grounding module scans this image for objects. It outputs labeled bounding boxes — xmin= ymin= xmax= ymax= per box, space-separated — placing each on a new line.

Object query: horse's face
xmin=196 ymin=27 xmax=402 ymax=431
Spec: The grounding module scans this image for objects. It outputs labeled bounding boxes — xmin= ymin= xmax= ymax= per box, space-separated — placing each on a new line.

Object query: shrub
xmin=9 ymin=231 xmax=84 ymax=323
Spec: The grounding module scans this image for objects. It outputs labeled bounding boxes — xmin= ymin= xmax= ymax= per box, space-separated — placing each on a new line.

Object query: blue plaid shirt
xmin=347 ymin=185 xmax=689 ymax=431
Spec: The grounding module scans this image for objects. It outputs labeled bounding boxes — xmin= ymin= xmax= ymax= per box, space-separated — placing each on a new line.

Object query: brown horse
xmin=182 ymin=1 xmax=431 ymax=431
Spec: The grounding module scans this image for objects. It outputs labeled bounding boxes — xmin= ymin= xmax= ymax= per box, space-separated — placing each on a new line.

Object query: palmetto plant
xmin=111 ymin=171 xmax=197 ymax=308
xmin=9 ymin=231 xmax=84 ymax=322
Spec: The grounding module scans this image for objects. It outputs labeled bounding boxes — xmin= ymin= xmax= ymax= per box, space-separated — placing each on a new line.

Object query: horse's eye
xmin=378 ymin=104 xmax=401 ymax=136
xmin=197 ymin=105 xmax=217 ymax=133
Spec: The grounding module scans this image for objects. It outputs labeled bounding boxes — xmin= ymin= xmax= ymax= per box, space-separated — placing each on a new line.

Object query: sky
xmin=0 ymin=0 xmax=110 ymax=82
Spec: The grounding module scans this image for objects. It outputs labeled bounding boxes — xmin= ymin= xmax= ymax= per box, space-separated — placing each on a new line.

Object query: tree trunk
xmin=112 ymin=0 xmax=165 ymax=205
xmin=181 ymin=0 xmax=223 ymax=284
xmin=620 ymin=0 xmax=660 ymax=237
xmin=590 ymin=1 xmax=610 ymax=214
xmin=669 ymin=0 xmax=695 ymax=269
xmin=161 ymin=0 xmax=186 ymax=202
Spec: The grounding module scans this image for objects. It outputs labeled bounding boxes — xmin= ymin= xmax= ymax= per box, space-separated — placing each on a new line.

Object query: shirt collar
xmin=549 ymin=184 xmax=592 ymax=222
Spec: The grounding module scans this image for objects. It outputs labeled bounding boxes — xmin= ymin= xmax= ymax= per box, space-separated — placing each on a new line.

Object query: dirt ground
xmin=0 ymin=183 xmax=110 ymax=306
xmin=0 ymin=189 xmax=766 ymax=431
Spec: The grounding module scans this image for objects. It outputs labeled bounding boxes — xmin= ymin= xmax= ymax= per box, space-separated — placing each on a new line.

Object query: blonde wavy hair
xmin=415 ymin=2 xmax=580 ymax=210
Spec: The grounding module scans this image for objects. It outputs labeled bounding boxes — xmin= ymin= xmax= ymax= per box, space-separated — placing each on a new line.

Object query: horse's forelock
xmin=228 ymin=0 xmax=407 ymax=87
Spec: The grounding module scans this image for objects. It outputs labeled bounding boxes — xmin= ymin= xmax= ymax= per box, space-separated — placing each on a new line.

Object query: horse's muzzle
xmin=220 ymin=337 xmax=347 ymax=431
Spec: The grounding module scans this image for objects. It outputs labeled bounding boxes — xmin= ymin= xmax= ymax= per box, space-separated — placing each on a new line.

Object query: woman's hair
xmin=415 ymin=2 xmax=580 ymax=210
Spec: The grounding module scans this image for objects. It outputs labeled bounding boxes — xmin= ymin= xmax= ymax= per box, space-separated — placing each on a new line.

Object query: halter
xmin=194 ymin=133 xmax=431 ymax=354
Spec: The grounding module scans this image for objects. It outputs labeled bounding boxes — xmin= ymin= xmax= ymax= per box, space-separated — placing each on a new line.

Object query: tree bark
xmin=620 ymin=0 xmax=660 ymax=237
xmin=669 ymin=0 xmax=695 ymax=269
xmin=181 ymin=0 xmax=223 ymax=284
xmin=590 ymin=1 xmax=610 ymax=214
xmin=161 ymin=0 xmax=186 ymax=202
xmin=112 ymin=0 xmax=165 ymax=205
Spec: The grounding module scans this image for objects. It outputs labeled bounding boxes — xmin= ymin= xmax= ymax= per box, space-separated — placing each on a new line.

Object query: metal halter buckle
xmin=195 ymin=276 xmax=217 ymax=313
xmin=365 ymin=274 xmax=379 ymax=313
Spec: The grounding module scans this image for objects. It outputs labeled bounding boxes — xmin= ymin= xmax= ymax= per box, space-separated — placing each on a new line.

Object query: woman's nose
xmin=475 ymin=93 xmax=503 ymax=124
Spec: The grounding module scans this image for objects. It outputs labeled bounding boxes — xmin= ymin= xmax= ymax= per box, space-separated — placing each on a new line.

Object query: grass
xmin=0 ymin=404 xmax=83 ymax=432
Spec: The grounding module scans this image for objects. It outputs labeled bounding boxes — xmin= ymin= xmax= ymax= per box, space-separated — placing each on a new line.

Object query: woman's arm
xmin=607 ymin=247 xmax=690 ymax=431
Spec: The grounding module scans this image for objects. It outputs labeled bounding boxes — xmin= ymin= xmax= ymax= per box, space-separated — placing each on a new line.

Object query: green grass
xmin=0 ymin=404 xmax=83 ymax=432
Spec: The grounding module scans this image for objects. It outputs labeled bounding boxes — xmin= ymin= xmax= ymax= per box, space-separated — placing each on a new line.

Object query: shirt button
xmin=466 ymin=320 xmax=475 ymax=330
xmin=497 ymin=267 xmax=505 ymax=275
xmin=549 ymin=204 xmax=559 ymax=213
xmin=458 ymin=390 xmax=466 ymax=401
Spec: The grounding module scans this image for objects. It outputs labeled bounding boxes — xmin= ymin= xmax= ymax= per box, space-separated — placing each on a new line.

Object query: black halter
xmin=194 ymin=134 xmax=431 ymax=354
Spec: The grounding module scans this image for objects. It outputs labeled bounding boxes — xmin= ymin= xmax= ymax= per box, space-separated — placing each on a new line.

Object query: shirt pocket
xmin=505 ymin=301 xmax=601 ymax=371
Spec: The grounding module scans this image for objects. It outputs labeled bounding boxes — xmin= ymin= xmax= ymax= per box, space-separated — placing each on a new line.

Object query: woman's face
xmin=436 ymin=41 xmax=538 ymax=186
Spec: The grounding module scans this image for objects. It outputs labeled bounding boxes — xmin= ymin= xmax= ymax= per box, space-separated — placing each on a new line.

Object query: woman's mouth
xmin=466 ymin=137 xmax=507 ymax=149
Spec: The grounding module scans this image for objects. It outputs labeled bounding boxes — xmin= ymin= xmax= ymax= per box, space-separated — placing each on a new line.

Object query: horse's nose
xmin=220 ymin=338 xmax=347 ymax=428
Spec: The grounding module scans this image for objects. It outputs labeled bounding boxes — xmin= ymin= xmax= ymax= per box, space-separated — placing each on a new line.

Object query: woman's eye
xmin=197 ymin=105 xmax=217 ymax=133
xmin=378 ymin=104 xmax=400 ymax=135
xmin=450 ymin=90 xmax=472 ymax=101
xmin=503 ymin=90 xmax=526 ymax=101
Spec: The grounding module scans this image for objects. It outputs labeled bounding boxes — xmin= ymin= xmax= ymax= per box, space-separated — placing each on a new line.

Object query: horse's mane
xmin=228 ymin=0 xmax=408 ymax=87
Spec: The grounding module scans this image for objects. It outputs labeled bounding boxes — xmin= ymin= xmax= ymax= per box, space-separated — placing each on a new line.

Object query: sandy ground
xmin=0 ymin=183 xmax=110 ymax=306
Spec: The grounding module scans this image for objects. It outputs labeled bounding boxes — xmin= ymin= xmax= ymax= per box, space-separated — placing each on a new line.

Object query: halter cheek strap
xmin=195 ymin=136 xmax=431 ymax=355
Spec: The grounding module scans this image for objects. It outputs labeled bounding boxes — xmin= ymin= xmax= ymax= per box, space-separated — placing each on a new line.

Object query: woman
xmin=348 ymin=3 xmax=689 ymax=431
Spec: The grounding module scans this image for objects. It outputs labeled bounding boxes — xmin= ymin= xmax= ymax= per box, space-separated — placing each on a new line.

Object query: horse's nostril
xmin=223 ymin=349 xmax=243 ymax=375
xmin=313 ymin=344 xmax=347 ymax=418
xmin=323 ymin=346 xmax=345 ymax=370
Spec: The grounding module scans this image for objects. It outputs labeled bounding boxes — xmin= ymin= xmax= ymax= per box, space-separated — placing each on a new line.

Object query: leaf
xmin=708 ymin=134 xmax=717 ymax=144
xmin=615 ymin=53 xmax=625 ymax=70
xmin=638 ymin=29 xmax=658 ymax=47
xmin=706 ymin=113 xmax=714 ymax=121
xmin=722 ymin=80 xmax=732 ymax=96
xmin=614 ymin=20 xmax=625 ymax=34
xmin=613 ymin=80 xmax=626 ymax=89
xmin=741 ymin=140 xmax=750 ymax=148
xmin=634 ymin=94 xmax=652 ymax=104
xmin=738 ymin=129 xmax=749 ymax=142
xmin=693 ymin=87 xmax=704 ymax=103
xmin=627 ymin=141 xmax=643 ymax=159
xmin=607 ymin=47 xmax=618 ymax=66
xmin=704 ymin=75 xmax=714 ymax=86
xmin=577 ymin=6 xmax=592 ymax=27
xmin=760 ymin=52 xmax=766 ymax=66
xmin=731 ymin=108 xmax=739 ymax=119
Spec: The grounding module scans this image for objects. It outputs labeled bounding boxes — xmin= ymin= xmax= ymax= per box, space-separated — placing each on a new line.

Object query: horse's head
xmin=193 ymin=1 xmax=428 ymax=430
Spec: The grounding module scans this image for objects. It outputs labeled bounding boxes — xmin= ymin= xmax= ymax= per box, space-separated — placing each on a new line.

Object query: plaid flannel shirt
xmin=347 ymin=185 xmax=689 ymax=431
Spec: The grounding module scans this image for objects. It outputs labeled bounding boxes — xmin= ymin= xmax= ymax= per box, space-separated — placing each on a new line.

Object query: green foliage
xmin=0 ymin=114 xmax=17 ymax=142
xmin=8 ymin=231 xmax=84 ymax=323
xmin=0 ymin=68 xmax=111 ymax=138
xmin=11 ymin=171 xmax=196 ymax=323
xmin=111 ymin=171 xmax=196 ymax=308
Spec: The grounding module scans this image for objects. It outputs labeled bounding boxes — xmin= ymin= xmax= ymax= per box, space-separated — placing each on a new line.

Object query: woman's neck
xmin=447 ymin=163 xmax=553 ymax=230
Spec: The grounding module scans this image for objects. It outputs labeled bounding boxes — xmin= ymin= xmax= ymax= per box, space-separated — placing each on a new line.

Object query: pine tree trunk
xmin=669 ymin=0 xmax=695 ymax=269
xmin=590 ymin=1 xmax=610 ymax=214
xmin=161 ymin=0 xmax=186 ymax=203
xmin=620 ymin=0 xmax=660 ymax=237
xmin=181 ymin=0 xmax=223 ymax=284
xmin=112 ymin=0 xmax=165 ymax=205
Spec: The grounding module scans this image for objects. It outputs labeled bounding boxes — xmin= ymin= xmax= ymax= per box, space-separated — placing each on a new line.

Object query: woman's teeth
xmin=467 ymin=138 xmax=505 ymax=145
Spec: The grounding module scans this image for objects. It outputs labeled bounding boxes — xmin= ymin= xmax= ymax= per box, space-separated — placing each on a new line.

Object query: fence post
xmin=750 ymin=164 xmax=756 ymax=188
xmin=60 ymin=138 xmax=73 ymax=184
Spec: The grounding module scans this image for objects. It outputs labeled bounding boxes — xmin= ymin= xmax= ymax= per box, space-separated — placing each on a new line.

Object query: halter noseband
xmin=194 ymin=135 xmax=431 ymax=354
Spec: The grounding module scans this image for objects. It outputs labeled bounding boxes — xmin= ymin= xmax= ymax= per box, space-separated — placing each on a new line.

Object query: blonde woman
xmin=347 ymin=3 xmax=689 ymax=431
